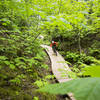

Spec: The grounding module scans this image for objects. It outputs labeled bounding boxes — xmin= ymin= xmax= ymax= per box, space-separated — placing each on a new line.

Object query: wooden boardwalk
xmin=41 ymin=45 xmax=75 ymax=100
xmin=41 ymin=45 xmax=72 ymax=82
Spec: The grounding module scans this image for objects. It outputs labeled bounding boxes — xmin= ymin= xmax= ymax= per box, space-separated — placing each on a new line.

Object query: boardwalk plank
xmin=41 ymin=45 xmax=75 ymax=100
xmin=41 ymin=45 xmax=71 ymax=82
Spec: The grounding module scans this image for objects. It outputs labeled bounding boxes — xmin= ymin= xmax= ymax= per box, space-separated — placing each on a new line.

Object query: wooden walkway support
xmin=41 ymin=45 xmax=75 ymax=100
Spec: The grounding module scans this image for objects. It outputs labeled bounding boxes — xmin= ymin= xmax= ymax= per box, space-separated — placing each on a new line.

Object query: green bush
xmin=89 ymin=48 xmax=100 ymax=59
xmin=64 ymin=52 xmax=98 ymax=65
xmin=65 ymin=52 xmax=80 ymax=63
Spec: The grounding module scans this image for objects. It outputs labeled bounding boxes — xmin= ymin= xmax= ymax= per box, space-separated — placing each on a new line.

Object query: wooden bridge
xmin=41 ymin=45 xmax=75 ymax=100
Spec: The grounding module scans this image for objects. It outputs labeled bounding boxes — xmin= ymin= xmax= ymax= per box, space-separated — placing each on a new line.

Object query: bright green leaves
xmin=34 ymin=80 xmax=48 ymax=88
xmin=34 ymin=75 xmax=54 ymax=88
xmin=35 ymin=54 xmax=43 ymax=61
xmin=82 ymin=65 xmax=100 ymax=77
xmin=14 ymin=57 xmax=26 ymax=68
xmin=0 ymin=56 xmax=8 ymax=61
xmin=0 ymin=56 xmax=15 ymax=70
xmin=0 ymin=0 xmax=53 ymax=99
xmin=10 ymin=77 xmax=21 ymax=85
xmin=45 ymin=75 xmax=55 ymax=80
xmin=10 ymin=74 xmax=26 ymax=85
xmin=33 ymin=96 xmax=39 ymax=100
xmin=0 ymin=18 xmax=11 ymax=26
xmin=40 ymin=64 xmax=48 ymax=69
xmin=9 ymin=64 xmax=15 ymax=70
xmin=41 ymin=14 xmax=73 ymax=38
xmin=39 ymin=77 xmax=100 ymax=100
xmin=39 ymin=0 xmax=90 ymax=41
xmin=40 ymin=0 xmax=88 ymax=39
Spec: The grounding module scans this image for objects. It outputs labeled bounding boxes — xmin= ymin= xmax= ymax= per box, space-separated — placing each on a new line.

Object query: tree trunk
xmin=78 ymin=31 xmax=81 ymax=54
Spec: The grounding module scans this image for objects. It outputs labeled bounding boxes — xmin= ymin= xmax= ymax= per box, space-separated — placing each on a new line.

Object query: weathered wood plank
xmin=41 ymin=45 xmax=72 ymax=82
xmin=41 ymin=45 xmax=75 ymax=100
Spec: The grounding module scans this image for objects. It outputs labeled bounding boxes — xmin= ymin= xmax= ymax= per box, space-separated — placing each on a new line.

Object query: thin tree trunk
xmin=58 ymin=0 xmax=62 ymax=14
xmin=78 ymin=31 xmax=81 ymax=54
xmin=33 ymin=15 xmax=41 ymax=42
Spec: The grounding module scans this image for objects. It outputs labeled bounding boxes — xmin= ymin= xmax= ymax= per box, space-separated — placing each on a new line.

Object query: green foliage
xmin=64 ymin=52 xmax=96 ymax=65
xmin=34 ymin=79 xmax=48 ymax=88
xmin=45 ymin=75 xmax=55 ymax=80
xmin=10 ymin=74 xmax=26 ymax=85
xmin=0 ymin=0 xmax=100 ymax=99
xmin=0 ymin=0 xmax=52 ymax=99
xmin=89 ymin=48 xmax=100 ymax=59
xmin=33 ymin=96 xmax=39 ymax=100
xmin=10 ymin=77 xmax=21 ymax=85
xmin=67 ymin=71 xmax=77 ymax=79
xmin=39 ymin=77 xmax=100 ymax=100
xmin=82 ymin=65 xmax=100 ymax=77
xmin=0 ymin=56 xmax=8 ymax=60
xmin=34 ymin=74 xmax=55 ymax=88
xmin=40 ymin=64 xmax=49 ymax=69
xmin=65 ymin=52 xmax=80 ymax=63
xmin=9 ymin=64 xmax=15 ymax=70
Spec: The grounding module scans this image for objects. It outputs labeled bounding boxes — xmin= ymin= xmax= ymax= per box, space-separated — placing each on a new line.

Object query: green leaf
xmin=45 ymin=75 xmax=55 ymax=79
xmin=10 ymin=78 xmax=21 ymax=84
xmin=9 ymin=64 xmax=15 ymax=70
xmin=38 ymin=78 xmax=100 ymax=100
xmin=82 ymin=65 xmax=100 ymax=77
xmin=40 ymin=64 xmax=48 ymax=69
xmin=2 ymin=23 xmax=7 ymax=26
xmin=34 ymin=80 xmax=48 ymax=88
xmin=34 ymin=54 xmax=43 ymax=60
xmin=4 ymin=61 xmax=10 ymax=65
xmin=0 ymin=56 xmax=8 ymax=60
xmin=33 ymin=96 xmax=39 ymax=100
